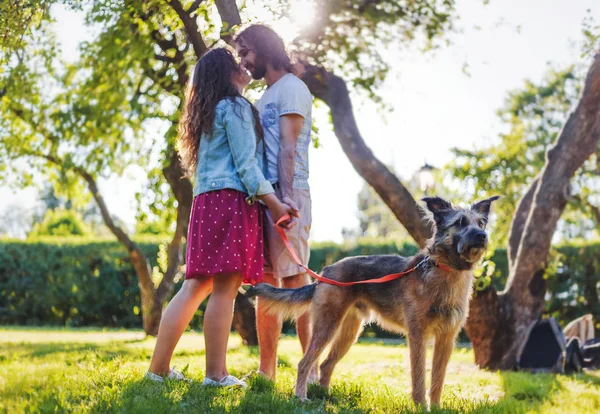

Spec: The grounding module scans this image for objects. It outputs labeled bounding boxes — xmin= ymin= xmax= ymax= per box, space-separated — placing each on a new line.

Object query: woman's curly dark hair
xmin=178 ymin=47 xmax=263 ymax=177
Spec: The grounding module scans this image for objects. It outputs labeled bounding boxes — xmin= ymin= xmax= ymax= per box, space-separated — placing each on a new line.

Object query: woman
xmin=145 ymin=48 xmax=295 ymax=387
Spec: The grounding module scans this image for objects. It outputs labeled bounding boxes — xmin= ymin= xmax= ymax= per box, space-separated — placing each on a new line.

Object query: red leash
xmin=274 ymin=215 xmax=450 ymax=286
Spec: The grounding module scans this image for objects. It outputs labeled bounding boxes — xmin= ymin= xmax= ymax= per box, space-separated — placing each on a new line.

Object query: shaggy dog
xmin=248 ymin=196 xmax=499 ymax=407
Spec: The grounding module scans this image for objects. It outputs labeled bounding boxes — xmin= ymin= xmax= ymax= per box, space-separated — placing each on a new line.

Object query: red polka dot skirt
xmin=185 ymin=189 xmax=265 ymax=285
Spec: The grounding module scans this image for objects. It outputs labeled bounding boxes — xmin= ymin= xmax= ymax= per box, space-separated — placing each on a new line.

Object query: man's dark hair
xmin=235 ymin=24 xmax=292 ymax=72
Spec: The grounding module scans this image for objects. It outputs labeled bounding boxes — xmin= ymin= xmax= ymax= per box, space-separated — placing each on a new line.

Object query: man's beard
xmin=250 ymin=59 xmax=267 ymax=80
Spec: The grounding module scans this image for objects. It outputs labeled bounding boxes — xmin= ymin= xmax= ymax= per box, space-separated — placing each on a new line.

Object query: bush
xmin=29 ymin=209 xmax=90 ymax=237
xmin=308 ymin=238 xmax=418 ymax=271
xmin=1 ymin=237 xmax=598 ymax=333
xmin=0 ymin=237 xmax=164 ymax=327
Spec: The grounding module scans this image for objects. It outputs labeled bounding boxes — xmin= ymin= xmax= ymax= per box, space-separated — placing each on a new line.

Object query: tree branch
xmin=166 ymin=0 xmax=207 ymax=57
xmin=10 ymin=97 xmax=157 ymax=299
xmin=507 ymin=176 xmax=539 ymax=268
xmin=358 ymin=0 xmax=383 ymax=13
xmin=147 ymin=29 xmax=189 ymax=88
xmin=142 ymin=66 xmax=178 ymax=95
xmin=154 ymin=53 xmax=177 ymax=63
xmin=150 ymin=29 xmax=179 ymax=52
xmin=32 ymin=152 xmax=135 ymax=251
xmin=187 ymin=0 xmax=205 ymax=14
xmin=299 ymin=63 xmax=433 ymax=246
xmin=214 ymin=0 xmax=241 ymax=43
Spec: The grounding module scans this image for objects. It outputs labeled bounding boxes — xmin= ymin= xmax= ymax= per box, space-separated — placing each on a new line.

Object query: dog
xmin=247 ymin=196 xmax=499 ymax=407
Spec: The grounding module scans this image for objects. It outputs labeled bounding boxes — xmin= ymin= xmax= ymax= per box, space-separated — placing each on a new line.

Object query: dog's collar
xmin=427 ymin=257 xmax=453 ymax=272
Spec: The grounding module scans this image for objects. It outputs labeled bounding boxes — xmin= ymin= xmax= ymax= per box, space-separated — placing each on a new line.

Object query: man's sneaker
xmin=145 ymin=367 xmax=191 ymax=383
xmin=202 ymin=375 xmax=247 ymax=388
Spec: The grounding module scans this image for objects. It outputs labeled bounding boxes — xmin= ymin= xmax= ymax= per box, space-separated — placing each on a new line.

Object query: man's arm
xmin=278 ymin=113 xmax=304 ymax=200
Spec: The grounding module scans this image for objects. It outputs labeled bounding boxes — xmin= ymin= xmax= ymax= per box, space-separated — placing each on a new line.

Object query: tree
xmin=0 ymin=1 xmax=51 ymax=65
xmin=76 ymin=0 xmax=599 ymax=365
xmin=464 ymin=53 xmax=600 ymax=369
xmin=0 ymin=16 xmax=168 ymax=334
xmin=451 ymin=66 xmax=599 ymax=249
xmin=54 ymin=0 xmax=460 ymax=339
xmin=76 ymin=0 xmax=458 ymax=247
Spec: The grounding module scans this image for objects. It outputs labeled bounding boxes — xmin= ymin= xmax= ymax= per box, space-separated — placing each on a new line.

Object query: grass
xmin=1 ymin=327 xmax=599 ymax=413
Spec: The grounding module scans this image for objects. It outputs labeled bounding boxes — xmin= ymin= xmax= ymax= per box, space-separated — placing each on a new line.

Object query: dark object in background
xmin=583 ymin=338 xmax=600 ymax=369
xmin=565 ymin=337 xmax=583 ymax=373
xmin=516 ymin=317 xmax=600 ymax=373
xmin=517 ymin=318 xmax=566 ymax=373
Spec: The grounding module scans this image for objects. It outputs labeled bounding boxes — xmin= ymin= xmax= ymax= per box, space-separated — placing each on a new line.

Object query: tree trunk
xmin=465 ymin=287 xmax=507 ymax=368
xmin=157 ymin=152 xmax=192 ymax=302
xmin=298 ymin=63 xmax=433 ymax=248
xmin=214 ymin=0 xmax=241 ymax=43
xmin=78 ymin=166 xmax=160 ymax=336
xmin=507 ymin=176 xmax=538 ymax=269
xmin=131 ymin=248 xmax=161 ymax=335
xmin=466 ymin=51 xmax=600 ymax=369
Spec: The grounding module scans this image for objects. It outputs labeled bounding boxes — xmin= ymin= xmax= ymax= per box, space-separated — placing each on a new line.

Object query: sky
xmin=0 ymin=0 xmax=597 ymax=242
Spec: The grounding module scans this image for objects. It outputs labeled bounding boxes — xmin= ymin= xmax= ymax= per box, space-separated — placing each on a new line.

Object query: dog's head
xmin=423 ymin=196 xmax=500 ymax=270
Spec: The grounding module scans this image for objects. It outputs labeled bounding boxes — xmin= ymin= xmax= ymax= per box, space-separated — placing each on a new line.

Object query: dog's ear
xmin=471 ymin=196 xmax=500 ymax=219
xmin=422 ymin=197 xmax=453 ymax=223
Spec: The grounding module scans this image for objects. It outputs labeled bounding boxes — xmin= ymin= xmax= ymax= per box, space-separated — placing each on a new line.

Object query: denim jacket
xmin=193 ymin=97 xmax=274 ymax=203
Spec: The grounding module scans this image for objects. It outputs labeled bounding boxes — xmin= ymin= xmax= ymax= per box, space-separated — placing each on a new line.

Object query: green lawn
xmin=1 ymin=327 xmax=599 ymax=413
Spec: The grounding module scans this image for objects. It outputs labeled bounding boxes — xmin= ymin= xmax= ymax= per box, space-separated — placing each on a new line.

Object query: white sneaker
xmin=145 ymin=367 xmax=191 ymax=383
xmin=202 ymin=375 xmax=248 ymax=388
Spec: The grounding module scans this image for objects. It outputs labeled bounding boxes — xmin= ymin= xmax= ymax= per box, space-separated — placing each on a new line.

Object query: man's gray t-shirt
xmin=255 ymin=73 xmax=312 ymax=190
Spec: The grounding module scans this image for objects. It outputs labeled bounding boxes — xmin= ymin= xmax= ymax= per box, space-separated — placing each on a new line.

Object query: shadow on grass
xmin=0 ymin=340 xmax=242 ymax=361
xmin=0 ymin=342 xmax=143 ymax=361
xmin=121 ymin=337 xmax=149 ymax=344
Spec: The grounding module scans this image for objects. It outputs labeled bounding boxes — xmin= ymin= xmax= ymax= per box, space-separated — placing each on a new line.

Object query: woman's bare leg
xmin=148 ymin=277 xmax=213 ymax=375
xmin=203 ymin=272 xmax=245 ymax=380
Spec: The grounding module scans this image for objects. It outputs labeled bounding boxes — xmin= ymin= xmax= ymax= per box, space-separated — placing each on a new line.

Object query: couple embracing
xmin=145 ymin=24 xmax=315 ymax=387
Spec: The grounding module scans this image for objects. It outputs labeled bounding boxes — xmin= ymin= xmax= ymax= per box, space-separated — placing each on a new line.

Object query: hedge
xmin=1 ymin=237 xmax=598 ymax=332
xmin=0 ymin=237 xmax=162 ymax=328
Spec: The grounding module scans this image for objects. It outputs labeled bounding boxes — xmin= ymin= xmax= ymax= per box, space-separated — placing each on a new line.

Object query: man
xmin=235 ymin=25 xmax=315 ymax=381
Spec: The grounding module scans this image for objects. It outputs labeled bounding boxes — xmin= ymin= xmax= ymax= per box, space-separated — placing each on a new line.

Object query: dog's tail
xmin=246 ymin=283 xmax=316 ymax=320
